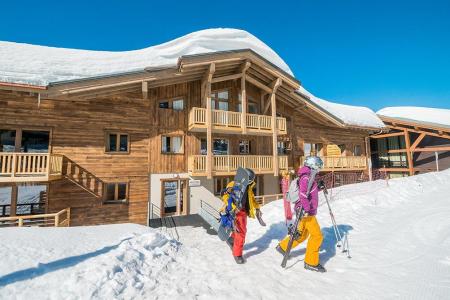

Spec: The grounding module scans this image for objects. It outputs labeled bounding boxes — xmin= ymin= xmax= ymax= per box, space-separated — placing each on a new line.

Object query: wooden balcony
xmin=0 ymin=153 xmax=63 ymax=183
xmin=300 ymin=156 xmax=368 ymax=171
xmin=188 ymin=107 xmax=287 ymax=135
xmin=189 ymin=155 xmax=288 ymax=176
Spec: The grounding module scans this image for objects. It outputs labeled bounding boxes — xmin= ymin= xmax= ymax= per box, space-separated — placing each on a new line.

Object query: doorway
xmin=160 ymin=179 xmax=188 ymax=217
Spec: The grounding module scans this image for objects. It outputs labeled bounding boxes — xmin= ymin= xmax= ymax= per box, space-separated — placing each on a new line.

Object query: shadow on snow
xmin=243 ymin=221 xmax=353 ymax=268
xmin=0 ymin=237 xmax=133 ymax=288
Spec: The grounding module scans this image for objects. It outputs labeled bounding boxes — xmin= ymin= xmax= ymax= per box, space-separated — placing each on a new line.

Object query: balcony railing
xmin=189 ymin=155 xmax=288 ymax=176
xmin=0 ymin=153 xmax=63 ymax=182
xmin=189 ymin=107 xmax=287 ymax=135
xmin=300 ymin=156 xmax=368 ymax=171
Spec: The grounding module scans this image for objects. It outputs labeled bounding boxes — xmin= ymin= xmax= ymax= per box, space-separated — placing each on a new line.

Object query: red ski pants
xmin=232 ymin=209 xmax=248 ymax=257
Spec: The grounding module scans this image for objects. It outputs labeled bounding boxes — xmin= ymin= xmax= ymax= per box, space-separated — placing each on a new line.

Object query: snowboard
xmin=218 ymin=222 xmax=234 ymax=241
xmin=232 ymin=167 xmax=252 ymax=209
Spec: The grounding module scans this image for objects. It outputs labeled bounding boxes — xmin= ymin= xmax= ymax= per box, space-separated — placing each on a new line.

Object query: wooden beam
xmin=263 ymin=94 xmax=271 ymax=114
xmin=387 ymin=125 xmax=450 ymax=141
xmin=271 ymin=78 xmax=282 ymax=176
xmin=404 ymin=130 xmax=414 ymax=176
xmin=142 ymin=81 xmax=148 ymax=99
xmin=10 ymin=185 xmax=18 ymax=217
xmin=379 ymin=167 xmax=411 ymax=172
xmin=211 ymin=73 xmax=242 ymax=83
xmin=61 ymin=78 xmax=155 ymax=95
xmin=370 ymin=132 xmax=405 ymax=139
xmin=388 ymin=149 xmax=407 ymax=154
xmin=240 ymin=60 xmax=251 ymax=73
xmin=365 ymin=137 xmax=373 ymax=181
xmin=205 ymin=63 xmax=215 ymax=179
xmin=410 ymin=133 xmax=426 ymax=152
xmin=413 ymin=146 xmax=450 ymax=152
xmin=246 ymin=75 xmax=272 ymax=93
xmin=241 ymin=69 xmax=247 ymax=134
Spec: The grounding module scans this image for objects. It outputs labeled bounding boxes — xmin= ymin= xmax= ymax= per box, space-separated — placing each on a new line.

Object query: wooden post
xmin=270 ymin=78 xmax=282 ymax=176
xmin=205 ymin=63 xmax=215 ymax=179
xmin=142 ymin=81 xmax=148 ymax=100
xmin=365 ymin=137 xmax=373 ymax=181
xmin=240 ymin=61 xmax=250 ymax=134
xmin=435 ymin=151 xmax=439 ymax=171
xmin=404 ymin=130 xmax=414 ymax=176
xmin=10 ymin=185 xmax=18 ymax=217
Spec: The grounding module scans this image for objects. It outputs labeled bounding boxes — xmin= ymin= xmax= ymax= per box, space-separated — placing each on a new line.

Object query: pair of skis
xmin=281 ymin=207 xmax=304 ymax=268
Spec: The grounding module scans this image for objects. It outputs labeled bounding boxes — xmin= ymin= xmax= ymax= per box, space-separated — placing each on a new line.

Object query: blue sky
xmin=1 ymin=0 xmax=449 ymax=112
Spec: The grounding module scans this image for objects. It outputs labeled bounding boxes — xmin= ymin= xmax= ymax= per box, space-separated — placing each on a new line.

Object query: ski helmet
xmin=304 ymin=156 xmax=324 ymax=170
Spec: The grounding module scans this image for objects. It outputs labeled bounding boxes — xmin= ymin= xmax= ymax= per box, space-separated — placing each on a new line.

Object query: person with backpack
xmin=276 ymin=156 xmax=327 ymax=272
xmin=220 ymin=168 xmax=264 ymax=264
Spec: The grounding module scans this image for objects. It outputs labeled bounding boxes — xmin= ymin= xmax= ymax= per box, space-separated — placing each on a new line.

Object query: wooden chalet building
xmin=370 ymin=108 xmax=450 ymax=177
xmin=0 ymin=30 xmax=385 ymax=226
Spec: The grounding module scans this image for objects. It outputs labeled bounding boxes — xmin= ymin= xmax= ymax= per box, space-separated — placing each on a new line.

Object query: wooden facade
xmin=0 ymin=50 xmax=380 ymax=226
xmin=370 ymin=116 xmax=450 ymax=176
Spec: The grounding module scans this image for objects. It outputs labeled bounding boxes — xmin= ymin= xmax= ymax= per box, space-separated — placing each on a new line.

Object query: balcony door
xmin=161 ymin=179 xmax=188 ymax=217
xmin=0 ymin=129 xmax=50 ymax=153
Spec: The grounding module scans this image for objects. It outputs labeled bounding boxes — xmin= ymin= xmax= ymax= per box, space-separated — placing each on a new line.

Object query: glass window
xmin=248 ymin=102 xmax=259 ymax=114
xmin=213 ymin=139 xmax=229 ymax=155
xmin=159 ymin=101 xmax=170 ymax=109
xmin=104 ymin=182 xmax=128 ymax=203
xmin=117 ymin=183 xmax=127 ymax=200
xmin=109 ymin=134 xmax=117 ymax=152
xmin=278 ymin=141 xmax=288 ymax=155
xmin=239 ymin=140 xmax=251 ymax=154
xmin=214 ymin=177 xmax=233 ymax=195
xmin=211 ymin=90 xmax=229 ymax=111
xmin=0 ymin=186 xmax=12 ymax=217
xmin=119 ymin=135 xmax=128 ymax=152
xmin=304 ymin=143 xmax=323 ymax=156
xmin=0 ymin=130 xmax=16 ymax=152
xmin=200 ymin=138 xmax=229 ymax=155
xmin=105 ymin=183 xmax=116 ymax=201
xmin=159 ymin=99 xmax=184 ymax=111
xmin=218 ymin=101 xmax=228 ymax=111
xmin=106 ymin=133 xmax=128 ymax=153
xmin=354 ymin=145 xmax=362 ymax=156
xmin=173 ymin=99 xmax=184 ymax=111
xmin=162 ymin=136 xmax=183 ymax=154
xmin=163 ymin=181 xmax=178 ymax=214
xmin=218 ymin=91 xmax=229 ymax=99
xmin=21 ymin=131 xmax=49 ymax=153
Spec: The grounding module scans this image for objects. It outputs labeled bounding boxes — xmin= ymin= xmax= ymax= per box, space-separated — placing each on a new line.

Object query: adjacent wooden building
xmin=0 ymin=48 xmax=384 ymax=226
xmin=370 ymin=114 xmax=450 ymax=177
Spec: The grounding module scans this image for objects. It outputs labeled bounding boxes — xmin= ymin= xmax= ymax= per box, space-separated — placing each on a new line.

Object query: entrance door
xmin=161 ymin=179 xmax=188 ymax=216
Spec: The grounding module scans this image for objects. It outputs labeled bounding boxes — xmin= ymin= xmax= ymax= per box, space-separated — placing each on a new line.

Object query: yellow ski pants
xmin=279 ymin=216 xmax=323 ymax=266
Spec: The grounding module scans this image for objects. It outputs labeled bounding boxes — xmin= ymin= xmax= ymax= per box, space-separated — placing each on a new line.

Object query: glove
xmin=303 ymin=212 xmax=309 ymax=217
xmin=318 ymin=180 xmax=326 ymax=190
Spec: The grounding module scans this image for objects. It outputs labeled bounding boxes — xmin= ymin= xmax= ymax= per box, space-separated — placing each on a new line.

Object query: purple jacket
xmin=294 ymin=166 xmax=319 ymax=215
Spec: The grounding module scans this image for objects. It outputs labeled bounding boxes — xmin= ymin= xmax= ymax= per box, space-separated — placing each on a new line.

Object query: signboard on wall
xmin=189 ymin=180 xmax=201 ymax=187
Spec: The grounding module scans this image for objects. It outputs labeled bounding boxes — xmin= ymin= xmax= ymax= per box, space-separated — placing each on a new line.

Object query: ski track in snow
xmin=1 ymin=170 xmax=450 ymax=299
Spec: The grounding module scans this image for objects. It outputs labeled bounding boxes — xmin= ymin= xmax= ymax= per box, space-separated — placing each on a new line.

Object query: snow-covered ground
xmin=1 ymin=170 xmax=450 ymax=299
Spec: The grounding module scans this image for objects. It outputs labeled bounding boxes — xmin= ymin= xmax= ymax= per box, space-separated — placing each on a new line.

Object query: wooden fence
xmin=0 ymin=208 xmax=71 ymax=227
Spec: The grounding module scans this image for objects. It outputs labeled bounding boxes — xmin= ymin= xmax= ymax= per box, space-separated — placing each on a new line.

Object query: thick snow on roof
xmin=378 ymin=106 xmax=450 ymax=129
xmin=0 ymin=28 xmax=292 ymax=87
xmin=0 ymin=28 xmax=384 ymax=128
xmin=298 ymin=86 xmax=386 ymax=129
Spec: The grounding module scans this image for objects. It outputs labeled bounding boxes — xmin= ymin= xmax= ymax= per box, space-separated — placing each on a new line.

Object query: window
xmin=214 ymin=176 xmax=233 ymax=195
xmin=354 ymin=145 xmax=362 ymax=156
xmin=239 ymin=140 xmax=251 ymax=154
xmin=304 ymin=143 xmax=323 ymax=156
xmin=21 ymin=131 xmax=50 ymax=153
xmin=201 ymin=138 xmax=229 ymax=155
xmin=104 ymin=182 xmax=128 ymax=203
xmin=161 ymin=136 xmax=183 ymax=154
xmin=0 ymin=130 xmax=17 ymax=152
xmin=237 ymin=94 xmax=259 ymax=114
xmin=211 ymin=90 xmax=229 ymax=111
xmin=248 ymin=102 xmax=259 ymax=114
xmin=106 ymin=133 xmax=129 ymax=153
xmin=159 ymin=98 xmax=184 ymax=111
xmin=278 ymin=141 xmax=289 ymax=155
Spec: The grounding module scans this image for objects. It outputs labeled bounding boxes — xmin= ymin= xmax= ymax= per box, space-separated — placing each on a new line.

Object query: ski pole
xmin=323 ymin=187 xmax=344 ymax=248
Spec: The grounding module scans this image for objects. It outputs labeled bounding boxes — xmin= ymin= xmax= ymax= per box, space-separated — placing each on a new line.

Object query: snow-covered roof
xmin=0 ymin=28 xmax=385 ymax=129
xmin=0 ymin=28 xmax=292 ymax=87
xmin=377 ymin=106 xmax=450 ymax=130
xmin=297 ymin=86 xmax=386 ymax=129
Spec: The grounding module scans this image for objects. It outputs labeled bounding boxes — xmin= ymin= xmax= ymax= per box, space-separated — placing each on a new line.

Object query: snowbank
xmin=0 ymin=28 xmax=291 ymax=87
xmin=378 ymin=106 xmax=450 ymax=128
xmin=298 ymin=86 xmax=386 ymax=129
xmin=1 ymin=170 xmax=450 ymax=299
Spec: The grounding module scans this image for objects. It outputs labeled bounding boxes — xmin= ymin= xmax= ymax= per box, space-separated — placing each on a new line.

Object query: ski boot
xmin=304 ymin=262 xmax=326 ymax=273
xmin=234 ymin=256 xmax=246 ymax=264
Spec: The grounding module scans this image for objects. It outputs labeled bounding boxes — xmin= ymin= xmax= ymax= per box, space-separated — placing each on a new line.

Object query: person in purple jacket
xmin=277 ymin=156 xmax=326 ymax=272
